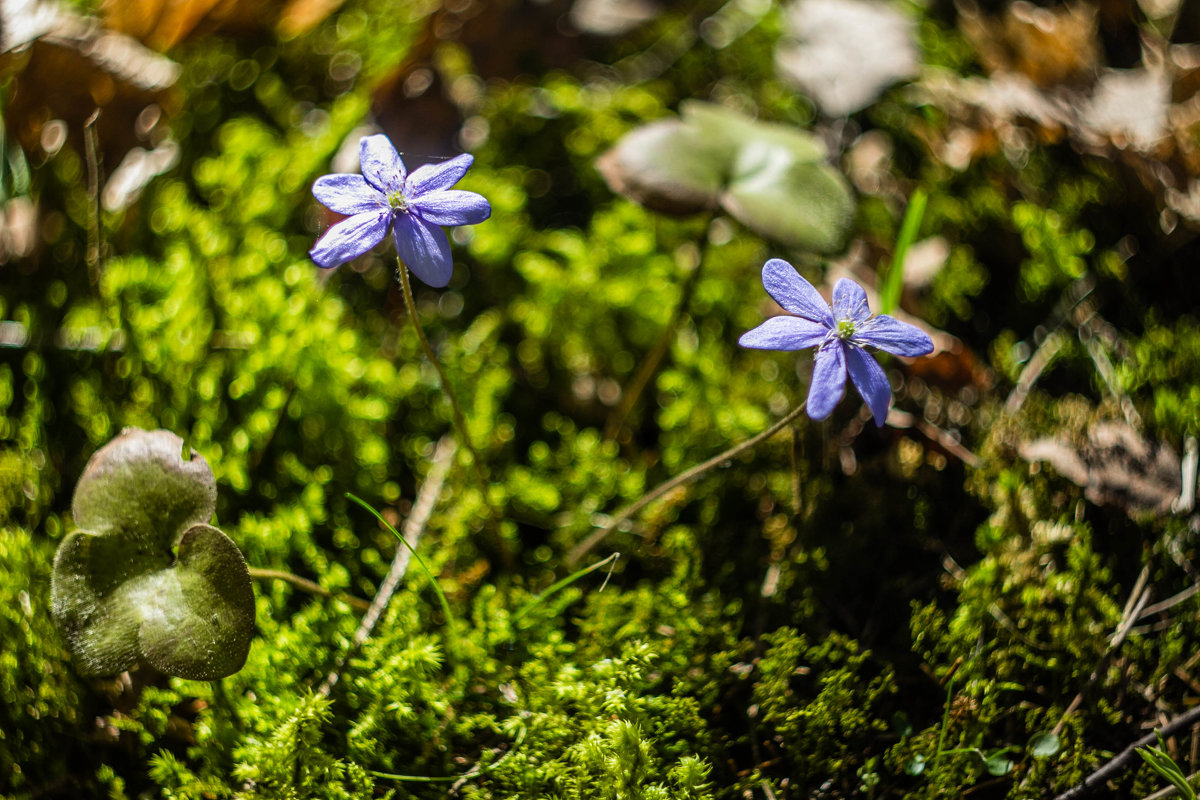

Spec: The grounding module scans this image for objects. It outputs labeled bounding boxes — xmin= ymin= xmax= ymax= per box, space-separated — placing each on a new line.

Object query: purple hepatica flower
xmin=309 ymin=134 xmax=491 ymax=288
xmin=739 ymin=258 xmax=934 ymax=427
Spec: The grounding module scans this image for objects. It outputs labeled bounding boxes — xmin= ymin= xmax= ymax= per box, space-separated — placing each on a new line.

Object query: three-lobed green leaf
xmin=51 ymin=428 xmax=254 ymax=680
xmin=596 ymin=101 xmax=854 ymax=253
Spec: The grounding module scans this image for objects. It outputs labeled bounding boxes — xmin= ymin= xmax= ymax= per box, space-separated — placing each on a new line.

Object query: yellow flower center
xmin=387 ymin=191 xmax=409 ymax=212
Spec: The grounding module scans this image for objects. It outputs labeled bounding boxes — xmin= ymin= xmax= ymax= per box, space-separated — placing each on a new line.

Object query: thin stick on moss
xmin=318 ymin=436 xmax=455 ymax=698
xmin=567 ymin=402 xmax=807 ymax=566
xmin=1053 ymin=705 xmax=1200 ymax=800
xmin=247 ymin=567 xmax=370 ymax=612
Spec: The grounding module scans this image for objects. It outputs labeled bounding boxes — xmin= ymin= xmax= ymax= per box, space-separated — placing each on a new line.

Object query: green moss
xmin=5 ymin=0 xmax=1200 ymax=795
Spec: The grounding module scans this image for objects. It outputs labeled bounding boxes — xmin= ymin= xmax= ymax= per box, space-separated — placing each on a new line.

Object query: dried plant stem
xmin=1050 ymin=566 xmax=1152 ymax=737
xmin=1006 ymin=275 xmax=1095 ymax=415
xmin=1142 ymin=771 xmax=1200 ymax=800
xmin=1053 ymin=704 xmax=1200 ymax=800
xmin=247 ymin=568 xmax=370 ymax=613
xmin=83 ymin=109 xmax=103 ymax=289
xmin=568 ymin=402 xmax=807 ymax=566
xmin=1005 ymin=330 xmax=1064 ymax=415
xmin=1140 ymin=581 xmax=1200 ymax=620
xmin=317 ymin=436 xmax=455 ymax=698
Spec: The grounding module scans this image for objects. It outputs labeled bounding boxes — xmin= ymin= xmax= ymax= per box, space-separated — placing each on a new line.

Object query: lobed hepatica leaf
xmin=51 ymin=428 xmax=254 ymax=680
xmin=595 ymin=118 xmax=729 ymax=215
xmin=722 ymin=143 xmax=855 ymax=253
xmin=596 ymin=100 xmax=853 ymax=253
xmin=680 ymin=100 xmax=827 ymax=163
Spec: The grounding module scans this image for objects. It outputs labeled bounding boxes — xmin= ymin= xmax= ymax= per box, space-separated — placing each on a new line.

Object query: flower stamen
xmin=387 ymin=191 xmax=409 ymax=212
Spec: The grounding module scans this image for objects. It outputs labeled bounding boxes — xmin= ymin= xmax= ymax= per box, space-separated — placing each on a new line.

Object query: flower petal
xmin=313 ymin=174 xmax=385 ymax=215
xmin=806 ymin=341 xmax=847 ymax=420
xmin=762 ymin=258 xmax=834 ymax=326
xmin=856 ymin=315 xmax=934 ymax=357
xmin=832 ymin=278 xmax=871 ymax=324
xmin=845 ymin=345 xmax=891 ymax=427
xmin=412 ymin=190 xmax=492 ymax=226
xmin=406 ymin=153 xmax=474 ymax=197
xmin=359 ymin=135 xmax=406 ymax=195
xmin=738 ymin=316 xmax=828 ymax=351
xmin=308 ymin=210 xmax=391 ymax=269
xmin=394 ymin=214 xmax=453 ymax=288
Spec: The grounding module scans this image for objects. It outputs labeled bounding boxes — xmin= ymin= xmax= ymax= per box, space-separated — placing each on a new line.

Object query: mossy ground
xmin=3 ymin=0 xmax=1200 ymax=797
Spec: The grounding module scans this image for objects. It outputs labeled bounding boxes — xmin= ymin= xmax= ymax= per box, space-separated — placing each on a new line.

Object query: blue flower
xmin=309 ymin=134 xmax=491 ymax=287
xmin=739 ymin=258 xmax=933 ymax=426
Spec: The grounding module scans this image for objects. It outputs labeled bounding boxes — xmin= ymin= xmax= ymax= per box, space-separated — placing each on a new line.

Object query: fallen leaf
xmin=101 ymin=0 xmax=343 ymax=48
xmin=775 ymin=0 xmax=919 ymax=116
xmin=1 ymin=0 xmax=179 ymax=170
xmin=959 ymin=0 xmax=1100 ymax=88
xmin=1020 ymin=421 xmax=1182 ymax=516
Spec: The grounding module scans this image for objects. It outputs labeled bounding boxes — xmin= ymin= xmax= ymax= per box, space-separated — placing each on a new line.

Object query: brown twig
xmin=1051 ymin=566 xmax=1152 ymax=737
xmin=567 ymin=402 xmax=807 ymax=566
xmin=886 ymin=408 xmax=981 ymax=468
xmin=1053 ymin=704 xmax=1200 ymax=800
xmin=247 ymin=568 xmax=370 ymax=612
xmin=84 ymin=109 xmax=103 ymax=288
xmin=317 ymin=436 xmax=455 ymax=697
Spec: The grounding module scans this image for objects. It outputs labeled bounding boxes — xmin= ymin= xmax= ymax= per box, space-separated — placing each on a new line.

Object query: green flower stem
xmin=568 ymin=401 xmax=808 ymax=566
xmin=396 ymin=258 xmax=513 ymax=567
xmin=604 ymin=215 xmax=714 ymax=441
xmin=931 ymin=671 xmax=956 ymax=774
xmin=878 ymin=188 xmax=927 ymax=316
xmin=83 ymin=109 xmax=103 ymax=290
xmin=396 ymin=259 xmax=487 ymax=481
xmin=345 ymin=491 xmax=456 ymax=629
xmin=318 ymin=437 xmax=457 ymax=698
xmin=247 ymin=567 xmax=370 ymax=612
xmin=372 ymin=722 xmax=526 ymax=783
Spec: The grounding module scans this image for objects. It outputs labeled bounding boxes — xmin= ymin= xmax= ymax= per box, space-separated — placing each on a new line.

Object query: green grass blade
xmin=373 ymin=722 xmax=527 ymax=782
xmin=879 ymin=188 xmax=928 ymax=315
xmin=345 ymin=492 xmax=455 ymax=627
xmin=513 ymin=553 xmax=620 ymax=625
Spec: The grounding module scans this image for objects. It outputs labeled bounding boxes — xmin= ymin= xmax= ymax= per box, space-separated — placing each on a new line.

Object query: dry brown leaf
xmin=959 ymin=0 xmax=1100 ymax=87
xmin=100 ymin=0 xmax=344 ymax=49
xmin=2 ymin=0 xmax=179 ymax=168
xmin=775 ymin=0 xmax=920 ymax=116
xmin=1021 ymin=421 xmax=1182 ymax=516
